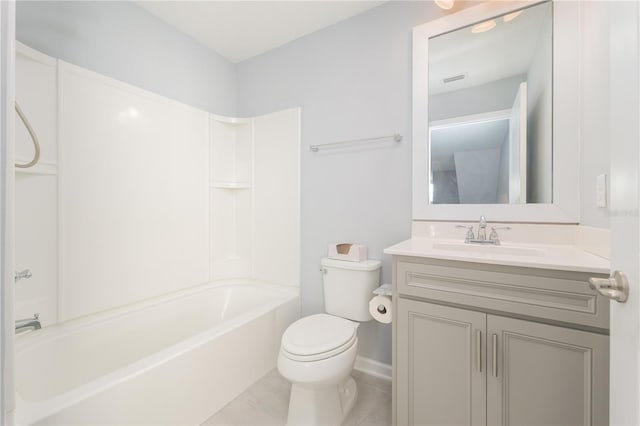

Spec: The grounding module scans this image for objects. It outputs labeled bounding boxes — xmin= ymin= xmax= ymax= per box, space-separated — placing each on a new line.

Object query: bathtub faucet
xmin=15 ymin=313 xmax=41 ymax=333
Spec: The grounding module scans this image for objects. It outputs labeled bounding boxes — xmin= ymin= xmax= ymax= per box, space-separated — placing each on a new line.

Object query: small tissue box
xmin=328 ymin=243 xmax=368 ymax=262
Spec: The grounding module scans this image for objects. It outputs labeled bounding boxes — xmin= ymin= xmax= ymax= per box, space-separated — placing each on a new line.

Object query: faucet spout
xmin=477 ymin=215 xmax=487 ymax=241
xmin=15 ymin=314 xmax=41 ymax=333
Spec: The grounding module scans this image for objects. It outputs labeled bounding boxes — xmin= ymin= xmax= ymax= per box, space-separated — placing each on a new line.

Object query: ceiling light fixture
xmin=503 ymin=11 xmax=523 ymax=22
xmin=471 ymin=19 xmax=497 ymax=34
xmin=434 ymin=0 xmax=454 ymax=10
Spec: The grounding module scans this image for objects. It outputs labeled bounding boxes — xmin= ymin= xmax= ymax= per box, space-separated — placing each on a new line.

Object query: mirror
xmin=412 ymin=0 xmax=580 ymax=222
xmin=428 ymin=1 xmax=552 ymax=205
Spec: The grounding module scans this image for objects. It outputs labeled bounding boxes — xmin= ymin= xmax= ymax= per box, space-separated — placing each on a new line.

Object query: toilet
xmin=278 ymin=257 xmax=381 ymax=426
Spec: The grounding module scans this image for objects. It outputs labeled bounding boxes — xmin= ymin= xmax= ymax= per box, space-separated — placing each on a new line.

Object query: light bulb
xmin=434 ymin=0 xmax=454 ymax=10
xmin=503 ymin=11 xmax=523 ymax=22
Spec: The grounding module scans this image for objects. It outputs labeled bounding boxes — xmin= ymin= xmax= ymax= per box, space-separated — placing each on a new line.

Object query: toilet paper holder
xmin=373 ymin=283 xmax=392 ymax=297
xmin=372 ymin=284 xmax=392 ymax=314
xmin=369 ymin=285 xmax=393 ymax=324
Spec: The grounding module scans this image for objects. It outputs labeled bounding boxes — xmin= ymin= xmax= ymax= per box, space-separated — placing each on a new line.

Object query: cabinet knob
xmin=588 ymin=271 xmax=629 ymax=303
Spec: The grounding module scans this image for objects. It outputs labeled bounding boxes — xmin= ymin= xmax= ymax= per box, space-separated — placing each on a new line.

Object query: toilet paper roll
xmin=369 ymin=295 xmax=392 ymax=324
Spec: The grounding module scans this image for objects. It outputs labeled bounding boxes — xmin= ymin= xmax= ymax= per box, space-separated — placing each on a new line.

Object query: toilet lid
xmin=282 ymin=314 xmax=357 ymax=357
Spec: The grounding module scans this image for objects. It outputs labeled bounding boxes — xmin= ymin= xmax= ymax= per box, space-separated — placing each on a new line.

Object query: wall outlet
xmin=596 ymin=174 xmax=607 ymax=208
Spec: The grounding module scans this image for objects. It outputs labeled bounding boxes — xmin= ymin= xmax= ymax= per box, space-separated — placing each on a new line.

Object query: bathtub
xmin=13 ymin=280 xmax=299 ymax=425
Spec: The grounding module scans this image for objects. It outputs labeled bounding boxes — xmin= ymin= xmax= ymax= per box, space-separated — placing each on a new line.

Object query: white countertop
xmin=384 ymin=237 xmax=610 ymax=274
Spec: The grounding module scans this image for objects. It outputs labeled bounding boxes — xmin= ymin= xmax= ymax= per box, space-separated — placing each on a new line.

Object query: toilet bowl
xmin=278 ymin=258 xmax=381 ymax=426
xmin=278 ymin=314 xmax=359 ymax=425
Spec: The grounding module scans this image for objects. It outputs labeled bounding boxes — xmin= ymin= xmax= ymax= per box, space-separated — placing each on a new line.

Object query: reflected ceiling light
xmin=471 ymin=19 xmax=497 ymax=34
xmin=434 ymin=0 xmax=454 ymax=10
xmin=503 ymin=11 xmax=523 ymax=22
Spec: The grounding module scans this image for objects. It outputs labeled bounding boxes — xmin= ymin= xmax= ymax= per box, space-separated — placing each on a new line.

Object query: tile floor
xmin=202 ymin=369 xmax=392 ymax=426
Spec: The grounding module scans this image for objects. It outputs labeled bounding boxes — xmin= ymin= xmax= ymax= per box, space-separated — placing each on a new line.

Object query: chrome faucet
xmin=457 ymin=216 xmax=511 ymax=245
xmin=15 ymin=314 xmax=41 ymax=333
xmin=477 ymin=215 xmax=487 ymax=241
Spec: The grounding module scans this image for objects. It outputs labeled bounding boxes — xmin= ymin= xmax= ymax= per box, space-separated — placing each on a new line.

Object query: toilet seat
xmin=281 ymin=314 xmax=357 ymax=362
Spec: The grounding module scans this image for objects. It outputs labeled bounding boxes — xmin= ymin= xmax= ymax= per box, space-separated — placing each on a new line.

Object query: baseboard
xmin=354 ymin=356 xmax=392 ymax=381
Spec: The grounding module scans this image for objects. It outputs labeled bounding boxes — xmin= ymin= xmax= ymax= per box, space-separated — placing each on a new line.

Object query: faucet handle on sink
xmin=456 ymin=225 xmax=475 ymax=243
xmin=489 ymin=226 xmax=511 ymax=244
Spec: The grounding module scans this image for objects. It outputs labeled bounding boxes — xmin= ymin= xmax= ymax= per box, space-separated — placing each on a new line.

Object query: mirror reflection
xmin=428 ymin=1 xmax=552 ymax=205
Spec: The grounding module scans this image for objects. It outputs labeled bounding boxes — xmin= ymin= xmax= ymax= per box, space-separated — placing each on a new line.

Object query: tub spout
xmin=15 ymin=313 xmax=41 ymax=333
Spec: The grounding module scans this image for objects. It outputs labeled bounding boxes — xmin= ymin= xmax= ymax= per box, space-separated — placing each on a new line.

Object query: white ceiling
xmin=136 ymin=1 xmax=385 ymax=63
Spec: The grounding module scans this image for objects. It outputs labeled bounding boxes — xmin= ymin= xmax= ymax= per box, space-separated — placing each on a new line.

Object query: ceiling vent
xmin=443 ymin=73 xmax=467 ymax=84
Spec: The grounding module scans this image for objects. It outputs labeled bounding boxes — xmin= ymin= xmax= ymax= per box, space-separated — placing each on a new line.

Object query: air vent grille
xmin=443 ymin=73 xmax=467 ymax=83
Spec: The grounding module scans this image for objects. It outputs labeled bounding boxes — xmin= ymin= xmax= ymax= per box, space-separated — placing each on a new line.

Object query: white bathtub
xmin=13 ymin=280 xmax=299 ymax=425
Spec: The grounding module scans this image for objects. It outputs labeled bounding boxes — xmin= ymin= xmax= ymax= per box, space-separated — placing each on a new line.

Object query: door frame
xmin=0 ymin=0 xmax=16 ymax=424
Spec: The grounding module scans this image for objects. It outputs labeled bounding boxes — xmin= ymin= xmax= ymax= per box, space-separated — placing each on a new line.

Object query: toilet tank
xmin=321 ymin=258 xmax=381 ymax=322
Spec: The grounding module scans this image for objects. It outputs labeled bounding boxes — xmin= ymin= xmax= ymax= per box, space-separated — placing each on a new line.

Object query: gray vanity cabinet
xmin=396 ymin=299 xmax=486 ymax=426
xmin=393 ymin=257 xmax=610 ymax=426
xmin=486 ymin=315 xmax=609 ymax=426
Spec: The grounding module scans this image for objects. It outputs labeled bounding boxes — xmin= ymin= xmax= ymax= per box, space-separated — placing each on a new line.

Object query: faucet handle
xmin=456 ymin=225 xmax=475 ymax=242
xmin=489 ymin=226 xmax=511 ymax=243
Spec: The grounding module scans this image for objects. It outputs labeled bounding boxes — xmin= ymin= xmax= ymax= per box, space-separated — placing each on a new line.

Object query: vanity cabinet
xmin=485 ymin=315 xmax=608 ymax=426
xmin=397 ymin=299 xmax=486 ymax=426
xmin=393 ymin=257 xmax=609 ymax=426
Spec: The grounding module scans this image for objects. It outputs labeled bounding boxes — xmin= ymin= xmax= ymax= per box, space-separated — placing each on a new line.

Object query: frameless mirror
xmin=428 ymin=1 xmax=552 ymax=205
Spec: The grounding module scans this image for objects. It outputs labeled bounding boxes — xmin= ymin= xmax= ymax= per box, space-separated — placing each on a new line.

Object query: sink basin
xmin=431 ymin=242 xmax=546 ymax=257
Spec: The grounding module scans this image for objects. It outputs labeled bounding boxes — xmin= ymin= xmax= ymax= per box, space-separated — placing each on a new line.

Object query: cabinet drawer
xmin=395 ymin=257 xmax=609 ymax=331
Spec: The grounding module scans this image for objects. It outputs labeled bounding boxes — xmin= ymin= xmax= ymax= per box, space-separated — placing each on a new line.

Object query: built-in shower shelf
xmin=211 ymin=181 xmax=251 ymax=189
xmin=15 ymin=162 xmax=57 ymax=175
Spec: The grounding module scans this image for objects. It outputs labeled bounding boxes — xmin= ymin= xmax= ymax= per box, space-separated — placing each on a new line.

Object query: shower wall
xmin=15 ymin=44 xmax=300 ymax=325
xmin=15 ymin=44 xmax=57 ymax=326
xmin=57 ymin=61 xmax=210 ymax=321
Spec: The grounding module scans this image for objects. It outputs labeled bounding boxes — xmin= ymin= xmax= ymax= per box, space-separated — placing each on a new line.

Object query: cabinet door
xmin=397 ymin=299 xmax=486 ymax=426
xmin=487 ymin=315 xmax=609 ymax=426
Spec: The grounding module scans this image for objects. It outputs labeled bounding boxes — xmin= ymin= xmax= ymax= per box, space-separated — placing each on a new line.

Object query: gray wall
xmin=16 ymin=1 xmax=237 ymax=116
xmin=236 ymin=1 xmax=455 ymax=364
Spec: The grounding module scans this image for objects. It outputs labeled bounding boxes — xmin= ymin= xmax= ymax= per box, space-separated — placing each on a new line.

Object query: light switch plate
xmin=596 ymin=174 xmax=607 ymax=208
